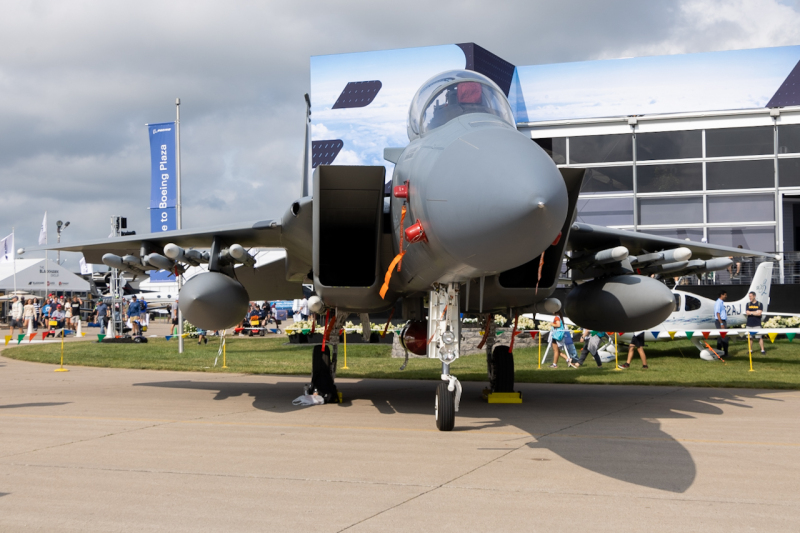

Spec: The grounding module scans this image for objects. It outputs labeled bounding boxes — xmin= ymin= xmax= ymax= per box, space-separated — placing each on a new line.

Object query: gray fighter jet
xmin=38 ymin=69 xmax=773 ymax=430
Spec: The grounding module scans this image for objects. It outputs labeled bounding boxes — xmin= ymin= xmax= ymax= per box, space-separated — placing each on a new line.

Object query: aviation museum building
xmin=310 ymin=43 xmax=800 ymax=305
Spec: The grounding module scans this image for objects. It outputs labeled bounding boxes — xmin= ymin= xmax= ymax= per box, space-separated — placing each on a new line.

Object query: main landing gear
xmin=308 ymin=310 xmax=349 ymax=404
xmin=428 ymin=283 xmax=463 ymax=431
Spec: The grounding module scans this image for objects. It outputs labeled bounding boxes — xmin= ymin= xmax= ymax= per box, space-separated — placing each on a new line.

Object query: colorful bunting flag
xmin=787 ymin=332 xmax=796 ymax=342
xmin=650 ymin=331 xmax=660 ymax=339
xmin=606 ymin=332 xmax=614 ymax=336
xmin=41 ymin=331 xmax=48 ymax=340
xmin=17 ymin=334 xmax=25 ymax=344
xmin=529 ymin=331 xmax=538 ymax=339
xmin=165 ymin=335 xmax=173 ymax=341
xmin=668 ymin=331 xmax=676 ymax=340
xmin=685 ymin=331 xmax=694 ymax=340
xmin=618 ymin=332 xmax=625 ymax=336
xmin=29 ymin=333 xmax=36 ymax=343
xmin=97 ymin=334 xmax=106 ymax=342
xmin=768 ymin=332 xmax=778 ymax=343
xmin=702 ymin=331 xmax=710 ymax=339
xmin=4 ymin=335 xmax=10 ymax=346
xmin=719 ymin=331 xmax=727 ymax=339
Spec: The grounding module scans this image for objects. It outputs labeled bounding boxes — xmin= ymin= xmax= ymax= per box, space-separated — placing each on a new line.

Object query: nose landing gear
xmin=428 ymin=283 xmax=462 ymax=431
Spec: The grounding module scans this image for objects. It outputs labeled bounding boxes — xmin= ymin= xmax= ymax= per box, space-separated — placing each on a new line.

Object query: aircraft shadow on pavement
xmin=0 ymin=402 xmax=71 ymax=409
xmin=134 ymin=378 xmax=777 ymax=493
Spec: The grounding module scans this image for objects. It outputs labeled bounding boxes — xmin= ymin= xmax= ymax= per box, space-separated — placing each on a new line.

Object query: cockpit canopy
xmin=407 ymin=70 xmax=515 ymax=141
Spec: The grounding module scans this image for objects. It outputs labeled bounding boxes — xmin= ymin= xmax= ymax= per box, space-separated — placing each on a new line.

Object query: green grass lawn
xmin=4 ymin=335 xmax=800 ymax=389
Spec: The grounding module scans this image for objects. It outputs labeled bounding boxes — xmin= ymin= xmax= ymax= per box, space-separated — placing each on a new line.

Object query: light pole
xmin=56 ymin=220 xmax=70 ymax=265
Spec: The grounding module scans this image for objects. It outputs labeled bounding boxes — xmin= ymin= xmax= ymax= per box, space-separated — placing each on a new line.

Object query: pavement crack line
xmin=5 ymin=462 xmax=435 ymax=490
xmin=337 ymin=387 xmax=687 ymax=532
xmin=0 ymin=408 xmax=257 ymax=461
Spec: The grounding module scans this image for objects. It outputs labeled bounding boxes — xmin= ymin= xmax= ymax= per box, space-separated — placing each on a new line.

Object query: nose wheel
xmin=435 ymin=381 xmax=455 ymax=431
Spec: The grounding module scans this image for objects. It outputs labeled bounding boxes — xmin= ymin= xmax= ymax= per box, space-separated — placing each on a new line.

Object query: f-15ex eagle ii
xmin=39 ymin=69 xmax=775 ymax=431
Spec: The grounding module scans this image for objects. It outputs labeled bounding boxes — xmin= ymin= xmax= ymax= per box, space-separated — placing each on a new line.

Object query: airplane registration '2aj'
xmin=36 ymin=69 xmax=776 ymax=431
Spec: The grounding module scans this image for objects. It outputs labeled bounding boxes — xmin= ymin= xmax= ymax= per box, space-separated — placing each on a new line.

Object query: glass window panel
xmin=638 ymin=197 xmax=703 ymax=225
xmin=636 ymin=130 xmax=702 ymax=161
xmin=579 ymin=166 xmax=633 ymax=194
xmin=685 ymin=296 xmax=702 ymax=311
xmin=708 ymin=226 xmax=775 ymax=252
xmin=576 ymin=197 xmax=634 ymax=226
xmin=778 ymin=124 xmax=800 ymax=154
xmin=636 ymin=163 xmax=702 ymax=193
xmin=779 ymin=158 xmax=800 ymax=187
xmin=707 ymin=195 xmax=774 ymax=223
xmin=705 ymin=126 xmax=774 ymax=157
xmin=645 ymin=228 xmax=705 ymax=242
xmin=706 ymin=159 xmax=774 ymax=190
xmin=533 ymin=137 xmax=566 ymax=164
xmin=569 ymin=134 xmax=632 ymax=164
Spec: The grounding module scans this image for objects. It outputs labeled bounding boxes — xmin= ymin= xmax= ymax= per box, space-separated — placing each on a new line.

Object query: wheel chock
xmin=482 ymin=390 xmax=523 ymax=404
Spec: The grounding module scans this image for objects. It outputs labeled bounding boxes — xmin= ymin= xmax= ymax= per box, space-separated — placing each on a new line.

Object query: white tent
xmin=0 ymin=258 xmax=90 ymax=293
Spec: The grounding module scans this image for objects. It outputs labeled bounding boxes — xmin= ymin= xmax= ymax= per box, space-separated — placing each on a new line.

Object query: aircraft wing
xmin=27 ymin=219 xmax=282 ymax=264
xmin=567 ymin=223 xmax=777 ymax=260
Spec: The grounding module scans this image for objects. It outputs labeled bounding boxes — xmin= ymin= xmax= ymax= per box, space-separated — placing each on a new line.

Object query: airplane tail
xmin=738 ymin=262 xmax=773 ymax=313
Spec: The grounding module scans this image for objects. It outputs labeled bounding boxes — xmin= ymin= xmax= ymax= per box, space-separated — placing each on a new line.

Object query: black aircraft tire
xmin=491 ymin=345 xmax=515 ymax=393
xmin=311 ymin=345 xmax=339 ymax=403
xmin=435 ymin=382 xmax=455 ymax=431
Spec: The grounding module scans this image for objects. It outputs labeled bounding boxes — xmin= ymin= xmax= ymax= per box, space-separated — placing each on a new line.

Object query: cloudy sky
xmin=2 ymin=0 xmax=800 ymax=267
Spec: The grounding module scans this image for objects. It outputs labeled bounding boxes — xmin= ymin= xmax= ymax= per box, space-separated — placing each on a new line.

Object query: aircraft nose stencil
xmin=311 ymin=140 xmax=343 ymax=168
xmin=332 ymin=80 xmax=382 ymax=109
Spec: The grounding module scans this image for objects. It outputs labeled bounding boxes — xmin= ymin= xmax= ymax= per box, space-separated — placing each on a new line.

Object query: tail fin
xmin=740 ymin=262 xmax=773 ymax=313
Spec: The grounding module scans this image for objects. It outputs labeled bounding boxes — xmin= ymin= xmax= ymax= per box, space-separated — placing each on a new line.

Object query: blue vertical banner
xmin=148 ymin=122 xmax=177 ymax=282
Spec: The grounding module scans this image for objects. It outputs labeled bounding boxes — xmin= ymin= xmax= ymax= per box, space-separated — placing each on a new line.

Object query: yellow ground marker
xmin=342 ymin=328 xmax=349 ymax=369
xmin=55 ymin=330 xmax=69 ymax=372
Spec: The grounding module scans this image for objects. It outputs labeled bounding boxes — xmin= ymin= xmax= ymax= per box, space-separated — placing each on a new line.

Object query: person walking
xmin=619 ymin=332 xmax=648 ymax=369
xmin=548 ymin=315 xmax=573 ymax=368
xmin=714 ymin=290 xmax=729 ymax=358
xmin=9 ymin=296 xmax=24 ymax=338
xmin=96 ymin=300 xmax=109 ymax=335
xmin=127 ymin=296 xmax=142 ymax=336
xmin=23 ymin=299 xmax=35 ymax=332
xmin=32 ymin=298 xmax=41 ymax=330
xmin=745 ymin=291 xmax=766 ymax=354
xmin=70 ymin=297 xmax=82 ymax=331
xmin=575 ymin=329 xmax=606 ymax=367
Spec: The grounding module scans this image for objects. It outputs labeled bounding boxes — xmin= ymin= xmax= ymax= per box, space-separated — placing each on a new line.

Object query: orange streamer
xmin=379 ymin=251 xmax=406 ymax=299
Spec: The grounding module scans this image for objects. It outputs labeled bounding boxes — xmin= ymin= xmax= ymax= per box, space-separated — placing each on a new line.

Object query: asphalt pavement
xmin=0 ymin=347 xmax=798 ymax=532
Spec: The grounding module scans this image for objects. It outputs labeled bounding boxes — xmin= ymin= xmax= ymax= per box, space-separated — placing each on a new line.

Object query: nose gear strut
xmin=428 ymin=282 xmax=462 ymax=430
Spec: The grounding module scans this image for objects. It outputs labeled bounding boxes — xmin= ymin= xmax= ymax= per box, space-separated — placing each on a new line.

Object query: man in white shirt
xmin=10 ymin=296 xmax=24 ymax=338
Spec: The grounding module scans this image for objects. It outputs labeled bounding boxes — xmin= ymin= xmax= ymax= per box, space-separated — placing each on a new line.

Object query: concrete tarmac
xmin=0 ymin=351 xmax=798 ymax=532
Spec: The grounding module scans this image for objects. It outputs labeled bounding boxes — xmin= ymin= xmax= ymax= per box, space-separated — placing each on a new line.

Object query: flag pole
xmin=176 ymin=98 xmax=184 ymax=354
xmin=44 ymin=212 xmax=48 ymax=304
xmin=12 ymin=226 xmax=17 ymax=297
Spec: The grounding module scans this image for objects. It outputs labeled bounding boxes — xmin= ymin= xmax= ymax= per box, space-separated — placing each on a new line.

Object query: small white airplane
xmin=608 ymin=262 xmax=774 ymax=360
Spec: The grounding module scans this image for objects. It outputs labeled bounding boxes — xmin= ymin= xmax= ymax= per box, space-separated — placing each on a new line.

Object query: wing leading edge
xmin=28 ymin=219 xmax=282 ymax=264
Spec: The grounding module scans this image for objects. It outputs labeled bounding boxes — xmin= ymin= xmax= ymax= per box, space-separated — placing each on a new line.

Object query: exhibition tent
xmin=0 ymin=258 xmax=90 ymax=293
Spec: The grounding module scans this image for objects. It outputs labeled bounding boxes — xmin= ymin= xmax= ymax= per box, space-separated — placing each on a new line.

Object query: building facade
xmin=522 ymin=109 xmax=800 ymax=283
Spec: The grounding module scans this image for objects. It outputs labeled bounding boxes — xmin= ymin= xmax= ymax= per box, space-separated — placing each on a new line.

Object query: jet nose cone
xmin=425 ymin=125 xmax=568 ymax=274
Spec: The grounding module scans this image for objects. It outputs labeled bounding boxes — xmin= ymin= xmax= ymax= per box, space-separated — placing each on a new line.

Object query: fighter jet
xmin=36 ymin=69 xmax=774 ymax=430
